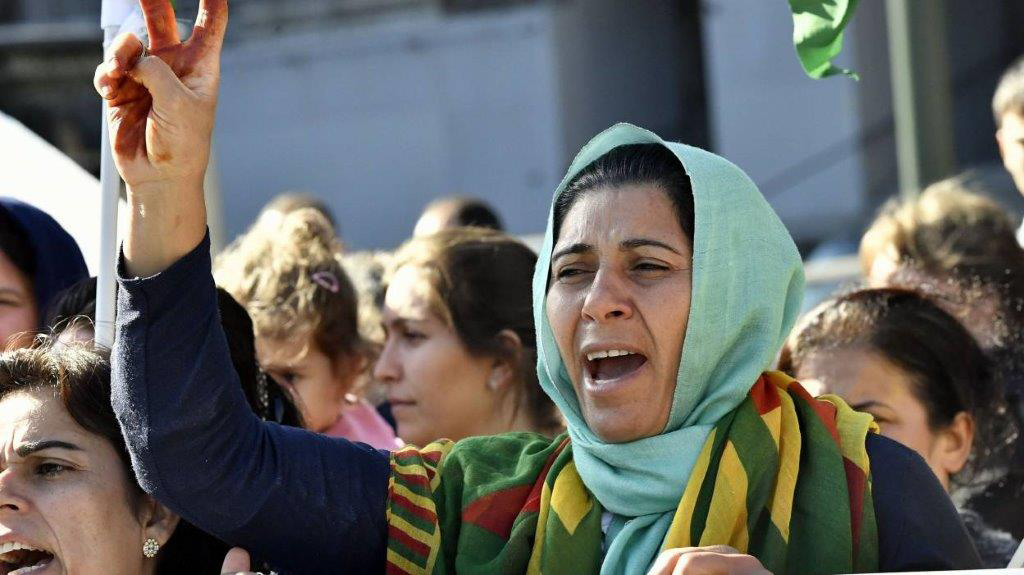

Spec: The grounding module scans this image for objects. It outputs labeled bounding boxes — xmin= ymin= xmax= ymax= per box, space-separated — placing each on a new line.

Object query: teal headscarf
xmin=532 ymin=124 xmax=804 ymax=574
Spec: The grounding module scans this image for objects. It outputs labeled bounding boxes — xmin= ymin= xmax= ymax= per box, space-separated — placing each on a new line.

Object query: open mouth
xmin=585 ymin=349 xmax=648 ymax=382
xmin=0 ymin=543 xmax=55 ymax=575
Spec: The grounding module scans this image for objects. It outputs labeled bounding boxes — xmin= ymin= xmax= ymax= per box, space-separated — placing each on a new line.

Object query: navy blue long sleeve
xmin=112 ymin=232 xmax=390 ymax=574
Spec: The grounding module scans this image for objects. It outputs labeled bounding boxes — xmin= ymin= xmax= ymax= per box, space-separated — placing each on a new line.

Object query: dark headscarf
xmin=0 ymin=198 xmax=88 ymax=328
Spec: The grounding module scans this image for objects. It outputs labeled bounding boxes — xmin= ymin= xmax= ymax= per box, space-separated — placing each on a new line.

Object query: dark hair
xmin=391 ymin=227 xmax=561 ymax=434
xmin=0 ymin=342 xmax=228 ymax=574
xmin=44 ymin=280 xmax=303 ymax=428
xmin=779 ymin=288 xmax=1002 ymax=482
xmin=0 ymin=206 xmax=35 ymax=286
xmin=449 ymin=199 xmax=503 ymax=231
xmin=44 ymin=276 xmax=99 ymax=333
xmin=553 ymin=143 xmax=695 ymax=247
xmin=216 ymin=289 xmax=304 ymax=427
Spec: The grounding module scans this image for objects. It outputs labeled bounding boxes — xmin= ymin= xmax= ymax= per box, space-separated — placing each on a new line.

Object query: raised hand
xmin=93 ymin=0 xmax=228 ymax=277
xmin=94 ymin=0 xmax=227 ymax=193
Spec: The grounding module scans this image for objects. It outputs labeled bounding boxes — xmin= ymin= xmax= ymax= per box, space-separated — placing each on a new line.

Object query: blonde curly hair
xmin=215 ymin=208 xmax=365 ymax=366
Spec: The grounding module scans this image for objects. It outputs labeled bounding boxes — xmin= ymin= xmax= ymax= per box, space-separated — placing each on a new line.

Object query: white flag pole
xmin=95 ymin=0 xmax=135 ymax=349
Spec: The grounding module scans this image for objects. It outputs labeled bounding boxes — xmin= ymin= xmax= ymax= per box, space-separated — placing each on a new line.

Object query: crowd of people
xmin=5 ymin=1 xmax=1024 ymax=573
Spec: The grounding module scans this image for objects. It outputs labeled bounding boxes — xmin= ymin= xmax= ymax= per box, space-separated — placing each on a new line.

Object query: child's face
xmin=997 ymin=111 xmax=1024 ymax=196
xmin=258 ymin=334 xmax=359 ymax=433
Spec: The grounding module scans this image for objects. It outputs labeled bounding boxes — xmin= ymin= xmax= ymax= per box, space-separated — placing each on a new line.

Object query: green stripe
xmin=785 ymin=395 xmax=853 ymax=575
xmin=391 ymin=499 xmax=436 ymax=533
xmin=389 ymin=535 xmax=429 ymax=569
xmin=689 ymin=408 xmax=738 ymax=543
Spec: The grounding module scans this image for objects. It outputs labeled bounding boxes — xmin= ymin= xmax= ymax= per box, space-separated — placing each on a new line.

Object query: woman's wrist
xmin=124 ymin=181 xmax=208 ymax=278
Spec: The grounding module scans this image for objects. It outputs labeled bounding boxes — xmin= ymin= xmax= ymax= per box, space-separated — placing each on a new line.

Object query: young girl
xmin=215 ymin=207 xmax=399 ymax=448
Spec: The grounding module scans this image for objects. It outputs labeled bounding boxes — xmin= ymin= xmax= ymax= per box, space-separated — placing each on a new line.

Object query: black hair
xmin=779 ymin=288 xmax=1003 ymax=484
xmin=0 ymin=206 xmax=35 ymax=284
xmin=553 ymin=143 xmax=695 ymax=247
xmin=451 ymin=199 xmax=503 ymax=231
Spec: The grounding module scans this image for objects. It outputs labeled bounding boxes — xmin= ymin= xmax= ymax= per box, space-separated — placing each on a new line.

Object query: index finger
xmin=140 ymin=0 xmax=180 ymax=50
xmin=188 ymin=0 xmax=229 ymax=52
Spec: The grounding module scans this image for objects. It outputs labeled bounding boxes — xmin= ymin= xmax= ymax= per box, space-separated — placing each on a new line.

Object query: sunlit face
xmin=0 ymin=389 xmax=176 ymax=575
xmin=997 ymin=112 xmax=1024 ymax=196
xmin=375 ymin=265 xmax=499 ymax=446
xmin=0 ymin=250 xmax=36 ymax=350
xmin=796 ymin=347 xmax=965 ymax=488
xmin=546 ymin=185 xmax=692 ymax=443
xmin=258 ymin=334 xmax=359 ymax=433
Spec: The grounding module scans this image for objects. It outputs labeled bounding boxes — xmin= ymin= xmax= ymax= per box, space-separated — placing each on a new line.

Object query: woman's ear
xmin=487 ymin=330 xmax=524 ymax=392
xmin=933 ymin=411 xmax=975 ymax=479
xmin=139 ymin=495 xmax=181 ymax=550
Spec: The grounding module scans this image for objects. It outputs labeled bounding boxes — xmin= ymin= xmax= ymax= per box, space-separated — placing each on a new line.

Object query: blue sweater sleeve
xmin=111 ymin=232 xmax=390 ymax=574
xmin=869 ymin=433 xmax=981 ymax=571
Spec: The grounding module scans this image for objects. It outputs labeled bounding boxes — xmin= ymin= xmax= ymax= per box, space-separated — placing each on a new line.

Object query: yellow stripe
xmin=387 ymin=548 xmax=428 ymax=575
xmin=549 ymin=462 xmax=593 ymax=535
xmin=663 ymin=428 xmax=717 ymax=550
xmin=392 ymin=483 xmax=437 ymax=515
xmin=820 ymin=394 xmax=876 ymax=474
xmin=762 ymin=406 xmax=782 ymax=448
xmin=526 ymin=478 xmax=554 ymax=575
xmin=393 ymin=461 xmax=438 ymax=480
xmin=698 ymin=441 xmax=749 ymax=553
xmin=767 ymin=388 xmax=801 ymax=542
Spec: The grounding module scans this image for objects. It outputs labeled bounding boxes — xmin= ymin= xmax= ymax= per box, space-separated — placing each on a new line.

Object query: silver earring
xmin=487 ymin=373 xmax=500 ymax=391
xmin=143 ymin=538 xmax=160 ymax=558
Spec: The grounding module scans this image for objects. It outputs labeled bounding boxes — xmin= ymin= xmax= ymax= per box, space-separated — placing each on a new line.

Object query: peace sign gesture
xmin=94 ymin=0 xmax=227 ymax=194
xmin=94 ymin=0 xmax=228 ymax=277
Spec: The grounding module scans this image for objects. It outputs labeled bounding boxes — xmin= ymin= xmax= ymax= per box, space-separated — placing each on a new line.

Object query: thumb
xmin=220 ymin=547 xmax=251 ymax=574
xmin=128 ymin=55 xmax=189 ymax=107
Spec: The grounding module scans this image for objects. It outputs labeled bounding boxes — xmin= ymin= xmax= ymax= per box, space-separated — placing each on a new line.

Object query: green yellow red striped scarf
xmin=385 ymin=372 xmax=878 ymax=575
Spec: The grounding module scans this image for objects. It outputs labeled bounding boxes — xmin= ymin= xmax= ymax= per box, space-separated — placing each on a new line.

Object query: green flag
xmin=789 ymin=0 xmax=860 ymax=80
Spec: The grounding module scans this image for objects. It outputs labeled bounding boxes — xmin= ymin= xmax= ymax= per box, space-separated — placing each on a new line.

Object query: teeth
xmin=0 ymin=541 xmax=44 ymax=561
xmin=586 ymin=350 xmax=633 ymax=361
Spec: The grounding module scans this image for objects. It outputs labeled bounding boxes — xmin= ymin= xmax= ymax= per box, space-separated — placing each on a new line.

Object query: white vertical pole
xmin=95 ymin=0 xmax=135 ymax=349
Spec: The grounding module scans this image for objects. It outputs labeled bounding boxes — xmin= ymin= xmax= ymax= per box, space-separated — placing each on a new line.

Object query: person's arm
xmin=97 ymin=3 xmax=390 ymax=571
xmin=868 ymin=434 xmax=981 ymax=571
xmin=113 ymin=232 xmax=391 ymax=573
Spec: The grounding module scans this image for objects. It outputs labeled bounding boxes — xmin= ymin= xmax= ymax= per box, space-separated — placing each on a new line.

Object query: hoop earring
xmin=143 ymin=538 xmax=160 ymax=558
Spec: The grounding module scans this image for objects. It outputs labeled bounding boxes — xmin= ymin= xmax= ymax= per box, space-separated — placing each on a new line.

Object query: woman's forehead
xmin=554 ymin=184 xmax=687 ymax=250
xmin=0 ymin=391 xmax=89 ymax=452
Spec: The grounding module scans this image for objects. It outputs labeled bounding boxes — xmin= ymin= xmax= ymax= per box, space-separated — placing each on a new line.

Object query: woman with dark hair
xmin=779 ymin=287 xmax=1019 ymax=567
xmin=0 ymin=198 xmax=88 ymax=349
xmin=377 ymin=227 xmax=562 ymax=445
xmin=96 ymin=2 xmax=979 ymax=572
xmin=0 ymin=340 xmax=227 ymax=574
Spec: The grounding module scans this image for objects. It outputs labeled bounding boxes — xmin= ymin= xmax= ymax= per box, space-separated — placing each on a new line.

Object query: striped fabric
xmin=385 ymin=372 xmax=878 ymax=574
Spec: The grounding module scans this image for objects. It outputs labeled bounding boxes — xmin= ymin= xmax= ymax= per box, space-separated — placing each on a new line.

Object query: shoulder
xmin=866 ymin=434 xmax=982 ymax=571
xmin=442 ymin=432 xmax=566 ymax=474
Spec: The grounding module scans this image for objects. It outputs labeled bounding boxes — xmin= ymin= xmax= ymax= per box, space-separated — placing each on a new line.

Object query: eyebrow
xmin=0 ymin=287 xmax=25 ymax=299
xmin=551 ymin=238 xmax=683 ymax=263
xmin=850 ymin=400 xmax=890 ymax=412
xmin=15 ymin=440 xmax=83 ymax=458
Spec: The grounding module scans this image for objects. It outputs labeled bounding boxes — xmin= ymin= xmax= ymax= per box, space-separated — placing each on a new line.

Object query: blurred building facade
xmin=2 ymin=1 xmax=1024 ymax=250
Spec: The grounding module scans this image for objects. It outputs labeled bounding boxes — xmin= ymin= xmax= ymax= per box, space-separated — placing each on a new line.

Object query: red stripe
xmin=523 ymin=437 xmax=571 ymax=513
xmin=843 ymin=457 xmax=867 ymax=560
xmin=394 ymin=471 xmax=431 ymax=490
xmin=461 ymin=485 xmax=533 ymax=539
xmin=788 ymin=382 xmax=840 ymax=444
xmin=388 ymin=523 xmax=432 ymax=559
xmin=391 ymin=490 xmax=437 ymax=523
xmin=422 ymin=450 xmax=444 ymax=465
xmin=750 ymin=375 xmax=782 ymax=415
xmin=386 ymin=562 xmax=414 ymax=575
